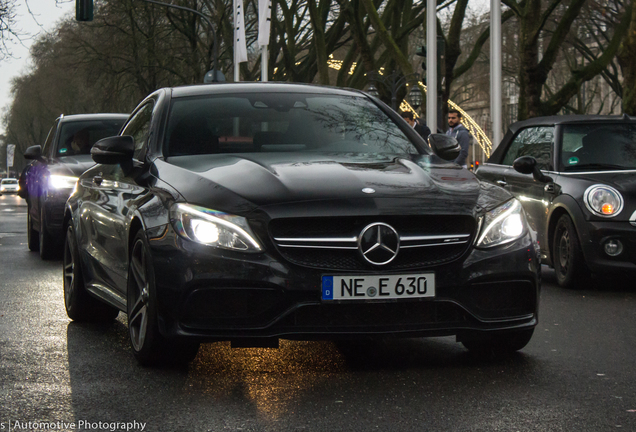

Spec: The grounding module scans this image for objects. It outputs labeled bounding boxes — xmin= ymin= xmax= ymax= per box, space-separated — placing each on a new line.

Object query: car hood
xmin=559 ymin=170 xmax=636 ymax=208
xmin=158 ymin=153 xmax=511 ymax=217
xmin=52 ymin=155 xmax=96 ymax=177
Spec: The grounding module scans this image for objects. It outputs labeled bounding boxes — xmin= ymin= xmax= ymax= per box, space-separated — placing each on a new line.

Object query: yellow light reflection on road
xmin=184 ymin=341 xmax=348 ymax=420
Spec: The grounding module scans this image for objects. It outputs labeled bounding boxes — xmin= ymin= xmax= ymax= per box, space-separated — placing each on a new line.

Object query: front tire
xmin=39 ymin=204 xmax=60 ymax=260
xmin=461 ymin=329 xmax=534 ymax=356
xmin=553 ymin=214 xmax=589 ymax=289
xmin=63 ymin=222 xmax=119 ymax=322
xmin=127 ymin=230 xmax=199 ymax=366
xmin=27 ymin=203 xmax=39 ymax=252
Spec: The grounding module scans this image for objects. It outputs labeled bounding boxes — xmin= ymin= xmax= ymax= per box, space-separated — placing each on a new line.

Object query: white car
xmin=0 ymin=178 xmax=19 ymax=195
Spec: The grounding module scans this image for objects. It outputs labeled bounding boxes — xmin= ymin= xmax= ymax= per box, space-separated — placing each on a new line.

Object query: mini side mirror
xmin=513 ymin=156 xmax=553 ymax=183
xmin=428 ymin=133 xmax=460 ymax=161
xmin=24 ymin=145 xmax=42 ymax=161
xmin=91 ymin=136 xmax=134 ymax=165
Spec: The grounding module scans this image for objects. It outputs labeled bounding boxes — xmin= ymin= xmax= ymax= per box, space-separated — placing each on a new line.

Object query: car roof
xmin=169 ymin=82 xmax=366 ymax=99
xmin=1 ymin=178 xmax=17 ymax=181
xmin=508 ymin=114 xmax=636 ymax=134
xmin=58 ymin=113 xmax=129 ymax=123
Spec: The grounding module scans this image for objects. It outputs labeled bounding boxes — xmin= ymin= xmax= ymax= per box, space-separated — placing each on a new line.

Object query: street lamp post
xmin=365 ymin=71 xmax=422 ymax=111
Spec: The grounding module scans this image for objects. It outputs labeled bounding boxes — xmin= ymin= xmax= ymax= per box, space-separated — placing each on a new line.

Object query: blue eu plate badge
xmin=322 ymin=276 xmax=334 ymax=300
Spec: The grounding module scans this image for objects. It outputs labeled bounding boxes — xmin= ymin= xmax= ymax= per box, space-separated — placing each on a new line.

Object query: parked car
xmin=23 ymin=113 xmax=128 ymax=259
xmin=476 ymin=114 xmax=636 ymax=288
xmin=63 ymin=83 xmax=540 ymax=365
xmin=0 ymin=178 xmax=20 ymax=195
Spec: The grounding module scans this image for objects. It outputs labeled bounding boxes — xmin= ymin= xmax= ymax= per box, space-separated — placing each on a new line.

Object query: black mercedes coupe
xmin=63 ymin=83 xmax=540 ymax=365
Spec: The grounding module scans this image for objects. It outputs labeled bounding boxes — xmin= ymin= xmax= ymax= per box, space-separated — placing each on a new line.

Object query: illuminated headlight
xmin=476 ymin=199 xmax=527 ymax=248
xmin=49 ymin=175 xmax=79 ymax=189
xmin=584 ymin=185 xmax=623 ymax=217
xmin=170 ymin=203 xmax=262 ymax=252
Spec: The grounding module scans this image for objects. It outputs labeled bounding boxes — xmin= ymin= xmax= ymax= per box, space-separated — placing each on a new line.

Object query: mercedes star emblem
xmin=358 ymin=222 xmax=400 ymax=265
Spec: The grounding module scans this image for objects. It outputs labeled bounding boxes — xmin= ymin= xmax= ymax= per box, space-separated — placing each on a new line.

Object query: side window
xmin=41 ymin=121 xmax=59 ymax=158
xmin=501 ymin=126 xmax=555 ymax=170
xmin=121 ymin=102 xmax=155 ymax=160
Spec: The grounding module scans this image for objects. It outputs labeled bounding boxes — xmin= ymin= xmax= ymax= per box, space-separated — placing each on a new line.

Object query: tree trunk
xmin=619 ymin=3 xmax=636 ymax=115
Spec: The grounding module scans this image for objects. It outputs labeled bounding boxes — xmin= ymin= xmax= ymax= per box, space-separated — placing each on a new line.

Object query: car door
xmin=80 ymin=103 xmax=155 ymax=298
xmin=28 ymin=120 xmax=59 ymax=225
xmin=494 ymin=126 xmax=557 ymax=258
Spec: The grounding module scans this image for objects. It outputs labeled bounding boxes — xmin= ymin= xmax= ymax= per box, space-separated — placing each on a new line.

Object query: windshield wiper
xmin=564 ymin=163 xmax=631 ymax=171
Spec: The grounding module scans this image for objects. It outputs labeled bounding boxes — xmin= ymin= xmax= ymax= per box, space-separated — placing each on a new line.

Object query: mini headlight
xmin=476 ymin=199 xmax=527 ymax=248
xmin=49 ymin=175 xmax=79 ymax=189
xmin=170 ymin=203 xmax=262 ymax=252
xmin=584 ymin=185 xmax=623 ymax=217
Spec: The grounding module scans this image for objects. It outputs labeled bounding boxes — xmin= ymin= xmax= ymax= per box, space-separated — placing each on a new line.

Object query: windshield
xmin=1 ymin=179 xmax=17 ymax=184
xmin=561 ymin=123 xmax=636 ymax=171
xmin=164 ymin=93 xmax=421 ymax=157
xmin=56 ymin=119 xmax=125 ymax=156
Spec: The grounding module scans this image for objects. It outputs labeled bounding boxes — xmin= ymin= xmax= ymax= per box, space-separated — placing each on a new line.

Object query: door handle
xmin=496 ymin=180 xmax=507 ymax=186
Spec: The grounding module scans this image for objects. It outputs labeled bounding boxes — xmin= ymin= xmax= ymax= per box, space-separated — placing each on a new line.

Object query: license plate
xmin=322 ymin=273 xmax=435 ymax=300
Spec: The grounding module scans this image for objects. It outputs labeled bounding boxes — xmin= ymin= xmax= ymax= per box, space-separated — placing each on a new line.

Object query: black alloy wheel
xmin=553 ymin=214 xmax=589 ymax=289
xmin=63 ymin=222 xmax=119 ymax=322
xmin=27 ymin=203 xmax=39 ymax=251
xmin=127 ymin=230 xmax=199 ymax=366
xmin=460 ymin=328 xmax=535 ymax=356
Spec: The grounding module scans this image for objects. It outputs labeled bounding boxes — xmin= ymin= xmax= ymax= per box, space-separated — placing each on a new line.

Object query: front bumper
xmin=42 ymin=188 xmax=74 ymax=238
xmin=579 ymin=220 xmax=636 ymax=273
xmin=147 ymin=225 xmax=541 ymax=341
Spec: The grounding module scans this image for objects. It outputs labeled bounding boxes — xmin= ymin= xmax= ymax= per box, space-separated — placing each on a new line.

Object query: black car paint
xmin=477 ymin=115 xmax=636 ymax=273
xmin=66 ymin=83 xmax=540 ymax=347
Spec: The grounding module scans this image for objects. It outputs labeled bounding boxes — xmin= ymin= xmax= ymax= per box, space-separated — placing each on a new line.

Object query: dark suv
xmin=22 ymin=113 xmax=128 ymax=259
xmin=477 ymin=115 xmax=636 ymax=288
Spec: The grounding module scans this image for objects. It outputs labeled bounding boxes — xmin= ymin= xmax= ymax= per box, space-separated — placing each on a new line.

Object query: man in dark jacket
xmin=401 ymin=111 xmax=431 ymax=142
xmin=446 ymin=109 xmax=471 ymax=168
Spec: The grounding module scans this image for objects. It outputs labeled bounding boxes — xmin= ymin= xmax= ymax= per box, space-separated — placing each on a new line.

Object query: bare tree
xmin=0 ymin=0 xmax=17 ymax=60
xmin=618 ymin=0 xmax=636 ymax=115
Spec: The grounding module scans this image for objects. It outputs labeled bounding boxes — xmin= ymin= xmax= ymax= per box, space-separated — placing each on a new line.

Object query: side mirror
xmin=513 ymin=156 xmax=553 ymax=183
xmin=24 ymin=145 xmax=43 ymax=161
xmin=91 ymin=136 xmax=134 ymax=165
xmin=428 ymin=133 xmax=460 ymax=161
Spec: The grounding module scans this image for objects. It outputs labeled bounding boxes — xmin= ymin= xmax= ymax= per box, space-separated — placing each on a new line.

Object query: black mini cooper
xmin=63 ymin=83 xmax=540 ymax=365
xmin=477 ymin=115 xmax=636 ymax=288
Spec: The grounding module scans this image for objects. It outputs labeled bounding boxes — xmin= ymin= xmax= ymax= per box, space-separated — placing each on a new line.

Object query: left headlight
xmin=584 ymin=184 xmax=623 ymax=217
xmin=476 ymin=198 xmax=527 ymax=248
xmin=49 ymin=175 xmax=79 ymax=189
xmin=170 ymin=203 xmax=263 ymax=252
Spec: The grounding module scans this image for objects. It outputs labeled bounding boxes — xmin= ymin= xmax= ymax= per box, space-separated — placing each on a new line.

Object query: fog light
xmin=604 ymin=239 xmax=623 ymax=257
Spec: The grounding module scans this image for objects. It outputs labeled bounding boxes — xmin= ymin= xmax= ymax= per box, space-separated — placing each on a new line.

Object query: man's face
xmin=448 ymin=113 xmax=460 ymax=128
xmin=403 ymin=117 xmax=415 ymax=127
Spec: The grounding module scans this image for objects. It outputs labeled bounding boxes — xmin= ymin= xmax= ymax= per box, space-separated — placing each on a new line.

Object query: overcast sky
xmin=0 ymin=0 xmax=73 ymax=135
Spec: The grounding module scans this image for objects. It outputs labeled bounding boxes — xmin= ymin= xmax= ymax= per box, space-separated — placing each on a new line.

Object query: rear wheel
xmin=461 ymin=329 xmax=534 ymax=356
xmin=27 ymin=203 xmax=39 ymax=251
xmin=127 ymin=230 xmax=199 ymax=366
xmin=63 ymin=222 xmax=119 ymax=322
xmin=553 ymin=214 xmax=589 ymax=289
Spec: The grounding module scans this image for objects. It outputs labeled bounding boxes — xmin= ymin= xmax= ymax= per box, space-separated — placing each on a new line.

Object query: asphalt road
xmin=1 ymin=193 xmax=635 ymax=432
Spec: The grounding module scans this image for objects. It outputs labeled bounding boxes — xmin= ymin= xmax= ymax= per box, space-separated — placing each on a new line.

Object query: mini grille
xmin=269 ymin=215 xmax=475 ymax=271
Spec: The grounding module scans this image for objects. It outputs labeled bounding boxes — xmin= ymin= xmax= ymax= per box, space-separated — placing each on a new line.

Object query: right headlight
xmin=476 ymin=199 xmax=527 ymax=248
xmin=584 ymin=184 xmax=623 ymax=217
xmin=49 ymin=174 xmax=79 ymax=190
xmin=170 ymin=203 xmax=262 ymax=252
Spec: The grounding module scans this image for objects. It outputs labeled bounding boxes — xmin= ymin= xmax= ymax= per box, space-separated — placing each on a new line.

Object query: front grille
xmin=269 ymin=215 xmax=475 ymax=271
